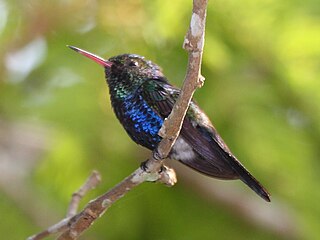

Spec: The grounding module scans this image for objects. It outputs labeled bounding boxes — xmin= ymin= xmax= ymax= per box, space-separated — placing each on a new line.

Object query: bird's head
xmin=68 ymin=46 xmax=165 ymax=98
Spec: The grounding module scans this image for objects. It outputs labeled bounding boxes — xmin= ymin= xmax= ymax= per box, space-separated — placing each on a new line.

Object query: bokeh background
xmin=1 ymin=0 xmax=319 ymax=239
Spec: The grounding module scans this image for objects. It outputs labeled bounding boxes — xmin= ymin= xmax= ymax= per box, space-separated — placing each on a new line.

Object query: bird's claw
xmin=140 ymin=160 xmax=165 ymax=174
xmin=140 ymin=160 xmax=149 ymax=172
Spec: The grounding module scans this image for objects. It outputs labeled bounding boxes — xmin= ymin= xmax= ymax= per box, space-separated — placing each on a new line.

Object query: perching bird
xmin=68 ymin=46 xmax=270 ymax=202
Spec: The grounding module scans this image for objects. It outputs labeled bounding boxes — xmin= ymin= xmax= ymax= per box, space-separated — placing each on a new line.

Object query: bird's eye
xmin=129 ymin=61 xmax=138 ymax=67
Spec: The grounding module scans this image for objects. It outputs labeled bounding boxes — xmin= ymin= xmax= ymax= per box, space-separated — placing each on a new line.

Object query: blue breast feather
xmin=121 ymin=95 xmax=163 ymax=149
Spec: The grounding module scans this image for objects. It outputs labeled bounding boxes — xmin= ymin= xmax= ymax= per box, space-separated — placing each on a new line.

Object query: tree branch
xmin=27 ymin=0 xmax=208 ymax=239
xmin=66 ymin=171 xmax=101 ymax=218
xmin=157 ymin=0 xmax=207 ymax=158
xmin=27 ymin=171 xmax=101 ymax=240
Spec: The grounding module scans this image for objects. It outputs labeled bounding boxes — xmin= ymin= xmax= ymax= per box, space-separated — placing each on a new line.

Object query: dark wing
xmin=141 ymin=79 xmax=270 ymax=201
xmin=141 ymin=80 xmax=237 ymax=177
xmin=183 ymin=102 xmax=270 ymax=201
xmin=140 ymin=78 xmax=174 ymax=117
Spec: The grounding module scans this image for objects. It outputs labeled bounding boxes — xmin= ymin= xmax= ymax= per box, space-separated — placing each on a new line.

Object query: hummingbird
xmin=68 ymin=45 xmax=270 ymax=202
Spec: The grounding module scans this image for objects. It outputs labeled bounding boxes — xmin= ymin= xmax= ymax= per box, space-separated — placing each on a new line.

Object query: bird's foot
xmin=140 ymin=160 xmax=149 ymax=172
xmin=152 ymin=148 xmax=165 ymax=161
xmin=140 ymin=160 xmax=165 ymax=174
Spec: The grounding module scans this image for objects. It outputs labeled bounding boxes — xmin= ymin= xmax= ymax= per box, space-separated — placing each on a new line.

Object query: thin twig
xmin=56 ymin=166 xmax=177 ymax=240
xmin=66 ymin=170 xmax=101 ymax=218
xmin=27 ymin=218 xmax=71 ymax=240
xmin=27 ymin=0 xmax=208 ymax=239
xmin=27 ymin=171 xmax=101 ymax=240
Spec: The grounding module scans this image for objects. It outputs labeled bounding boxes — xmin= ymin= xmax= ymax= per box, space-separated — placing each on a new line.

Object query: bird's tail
xmin=178 ymin=154 xmax=270 ymax=202
xmin=227 ymin=155 xmax=271 ymax=202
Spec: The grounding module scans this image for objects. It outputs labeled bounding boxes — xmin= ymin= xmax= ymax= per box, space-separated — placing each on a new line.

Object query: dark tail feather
xmin=178 ymin=156 xmax=270 ymax=202
xmin=227 ymin=156 xmax=271 ymax=202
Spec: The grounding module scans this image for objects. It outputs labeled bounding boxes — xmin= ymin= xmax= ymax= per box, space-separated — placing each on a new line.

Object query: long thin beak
xmin=67 ymin=45 xmax=112 ymax=68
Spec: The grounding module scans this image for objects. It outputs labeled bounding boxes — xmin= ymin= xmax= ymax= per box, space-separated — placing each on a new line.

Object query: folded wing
xmin=141 ymin=79 xmax=270 ymax=201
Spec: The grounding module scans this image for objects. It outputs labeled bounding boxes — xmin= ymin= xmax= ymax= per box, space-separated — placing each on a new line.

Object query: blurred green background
xmin=1 ymin=0 xmax=319 ymax=239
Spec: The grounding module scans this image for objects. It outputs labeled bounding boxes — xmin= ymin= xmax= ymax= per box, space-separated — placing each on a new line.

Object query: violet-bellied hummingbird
xmin=68 ymin=45 xmax=270 ymax=202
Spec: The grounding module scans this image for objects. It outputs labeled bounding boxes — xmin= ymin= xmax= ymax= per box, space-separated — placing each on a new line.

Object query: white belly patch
xmin=170 ymin=137 xmax=196 ymax=162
